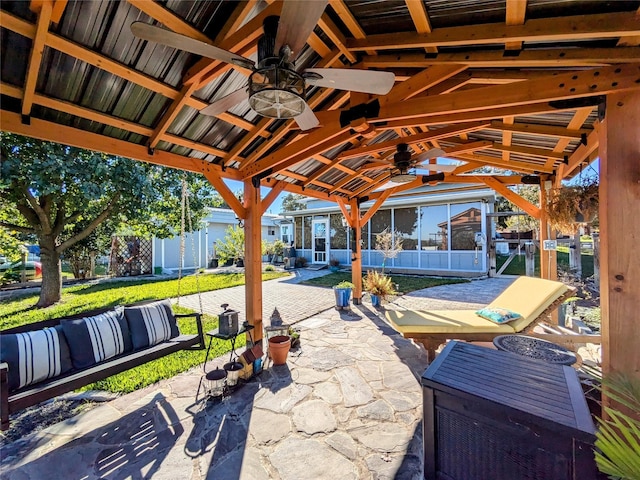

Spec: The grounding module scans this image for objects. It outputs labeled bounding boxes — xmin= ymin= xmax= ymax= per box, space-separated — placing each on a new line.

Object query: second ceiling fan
xmin=131 ymin=0 xmax=395 ymax=130
xmin=362 ymin=144 xmax=458 ymax=183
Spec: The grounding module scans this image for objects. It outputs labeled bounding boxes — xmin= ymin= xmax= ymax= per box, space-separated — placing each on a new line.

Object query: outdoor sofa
xmin=0 ymin=300 xmax=204 ymax=430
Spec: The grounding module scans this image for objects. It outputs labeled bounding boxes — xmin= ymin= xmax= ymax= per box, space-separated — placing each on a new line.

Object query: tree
xmin=215 ymin=225 xmax=244 ymax=265
xmin=281 ymin=193 xmax=307 ymax=212
xmin=374 ymin=228 xmax=404 ymax=273
xmin=495 ymin=185 xmax=541 ymax=235
xmin=0 ymin=133 xmax=215 ymax=307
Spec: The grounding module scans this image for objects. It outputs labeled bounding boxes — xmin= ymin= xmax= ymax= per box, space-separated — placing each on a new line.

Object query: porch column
xmin=349 ymin=199 xmax=363 ymax=304
xmin=539 ymin=181 xmax=558 ymax=281
xmin=244 ymin=179 xmax=263 ymax=345
xmin=599 ymin=90 xmax=640 ymax=381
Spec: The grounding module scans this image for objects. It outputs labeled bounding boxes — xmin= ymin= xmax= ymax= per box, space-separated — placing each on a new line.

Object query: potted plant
xmin=329 ymin=257 xmax=340 ymax=273
xmin=333 ymin=280 xmax=354 ymax=310
xmin=363 ymin=270 xmax=396 ymax=307
xmin=271 ymin=239 xmax=285 ymax=264
xmin=545 ymin=177 xmax=599 ymax=234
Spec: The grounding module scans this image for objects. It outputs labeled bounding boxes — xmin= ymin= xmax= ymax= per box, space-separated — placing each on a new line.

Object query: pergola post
xmin=244 ymin=179 xmax=263 ymax=345
xmin=599 ymin=90 xmax=640 ymax=381
xmin=539 ymin=182 xmax=558 ymax=281
xmin=349 ymin=199 xmax=363 ymax=304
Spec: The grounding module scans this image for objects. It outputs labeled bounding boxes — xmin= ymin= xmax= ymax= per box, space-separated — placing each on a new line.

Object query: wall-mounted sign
xmin=543 ymin=240 xmax=557 ymax=251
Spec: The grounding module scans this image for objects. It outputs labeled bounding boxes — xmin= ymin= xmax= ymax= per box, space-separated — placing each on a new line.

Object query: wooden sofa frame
xmin=0 ymin=301 xmax=205 ymax=431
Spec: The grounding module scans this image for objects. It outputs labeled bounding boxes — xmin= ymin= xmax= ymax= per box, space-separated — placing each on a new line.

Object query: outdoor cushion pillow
xmin=61 ymin=307 xmax=133 ymax=369
xmin=475 ymin=307 xmax=523 ymax=324
xmin=0 ymin=325 xmax=73 ymax=391
xmin=124 ymin=300 xmax=179 ymax=350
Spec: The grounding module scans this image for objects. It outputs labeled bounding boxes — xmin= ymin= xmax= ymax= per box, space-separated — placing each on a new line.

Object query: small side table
xmin=203 ymin=324 xmax=255 ymax=369
xmin=493 ymin=334 xmax=577 ymax=365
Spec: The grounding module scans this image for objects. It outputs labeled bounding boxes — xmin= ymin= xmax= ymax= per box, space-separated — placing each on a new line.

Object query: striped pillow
xmin=61 ymin=307 xmax=133 ymax=369
xmin=0 ymin=326 xmax=73 ymax=391
xmin=124 ymin=300 xmax=179 ymax=350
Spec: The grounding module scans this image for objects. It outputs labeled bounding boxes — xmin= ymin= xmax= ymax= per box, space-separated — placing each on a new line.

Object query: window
xmin=295 ymin=217 xmax=302 ymax=248
xmin=303 ymin=216 xmax=312 ymax=249
xmin=420 ymin=205 xmax=449 ymax=251
xmin=450 ymin=202 xmax=482 ymax=250
xmin=330 ymin=214 xmax=347 ymax=249
xmin=370 ymin=209 xmax=392 ymax=248
xmin=268 ymin=228 xmax=276 ymax=236
xmin=394 ymin=207 xmax=418 ymax=250
xmin=280 ymin=225 xmax=290 ymax=244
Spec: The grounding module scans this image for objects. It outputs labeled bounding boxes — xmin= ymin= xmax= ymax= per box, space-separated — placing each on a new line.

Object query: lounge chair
xmin=385 ymin=276 xmax=578 ymax=361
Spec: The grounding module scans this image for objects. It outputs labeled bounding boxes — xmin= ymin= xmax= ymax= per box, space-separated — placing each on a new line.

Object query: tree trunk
xmin=37 ymin=241 xmax=62 ymax=307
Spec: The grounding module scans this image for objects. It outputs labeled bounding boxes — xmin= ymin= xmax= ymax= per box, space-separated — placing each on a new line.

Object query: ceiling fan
xmin=367 ymin=144 xmax=458 ymax=183
xmin=130 ymin=0 xmax=395 ymax=131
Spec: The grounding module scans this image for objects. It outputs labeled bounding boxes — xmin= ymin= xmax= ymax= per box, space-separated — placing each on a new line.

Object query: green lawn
xmin=496 ymin=251 xmax=594 ymax=278
xmin=302 ymin=271 xmax=469 ymax=293
xmin=0 ymin=271 xmax=287 ymax=393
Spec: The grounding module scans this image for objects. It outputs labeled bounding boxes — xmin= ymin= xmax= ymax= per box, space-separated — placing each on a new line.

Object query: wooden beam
xmin=338 ymin=122 xmax=490 ymax=160
xmin=382 ymin=65 xmax=468 ymax=104
xmin=599 ymin=89 xmax=640 ymax=385
xmin=491 ymin=143 xmax=566 ymax=160
xmin=243 ymin=179 xmax=263 ymax=344
xmin=405 ymin=0 xmax=438 ymax=54
xmin=538 ymin=181 xmax=557 ymax=281
xmin=318 ymin=13 xmax=357 ymax=63
xmin=359 ymin=48 xmax=640 ymax=68
xmin=489 ymin=121 xmax=591 ymax=139
xmin=202 ymin=171 xmax=246 ymax=219
xmin=360 ymin=190 xmax=392 ymax=225
xmin=22 ymin=1 xmax=52 ymax=118
xmin=505 ymin=0 xmax=527 ymax=51
xmin=375 ymin=63 xmax=640 ymax=124
xmin=328 ymin=0 xmax=375 ymax=56
xmin=50 ymin=0 xmax=67 ymax=24
xmin=0 ymin=110 xmax=239 ymax=179
xmin=348 ymin=198 xmax=363 ymax=302
xmin=215 ymin=0 xmax=260 ymax=42
xmin=479 ymin=176 xmax=541 ymax=218
xmin=545 ymin=107 xmax=594 ymax=172
xmin=241 ymin=123 xmax=354 ymax=178
xmin=347 ymin=12 xmax=640 ymax=51
xmin=454 ymin=153 xmax=554 ymax=174
xmin=127 ymin=0 xmax=213 ymax=43
xmin=261 ymin=181 xmax=286 ymax=215
xmin=562 ymin=125 xmax=600 ymax=179
xmin=149 ymin=83 xmax=198 ymax=149
xmin=336 ymin=198 xmax=352 ymax=227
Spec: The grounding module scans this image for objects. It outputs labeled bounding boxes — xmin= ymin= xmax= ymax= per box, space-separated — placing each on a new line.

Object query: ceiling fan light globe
xmin=249 ymin=67 xmax=306 ymax=119
xmin=390 ymin=173 xmax=417 ymax=183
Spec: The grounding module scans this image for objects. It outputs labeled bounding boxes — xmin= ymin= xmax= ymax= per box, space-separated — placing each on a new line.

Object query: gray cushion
xmin=124 ymin=300 xmax=179 ymax=350
xmin=61 ymin=307 xmax=133 ymax=369
xmin=0 ymin=325 xmax=73 ymax=391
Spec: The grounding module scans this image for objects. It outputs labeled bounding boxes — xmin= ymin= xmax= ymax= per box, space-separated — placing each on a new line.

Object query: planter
xmin=153 ymin=266 xmax=163 ymax=275
xmin=334 ymin=287 xmax=352 ymax=309
xmin=329 ymin=265 xmax=340 ymax=273
xmin=235 ymin=259 xmax=244 ymax=267
xmin=370 ymin=294 xmax=381 ymax=307
xmin=268 ymin=335 xmax=291 ymax=365
xmin=209 ymin=258 xmax=219 ymax=268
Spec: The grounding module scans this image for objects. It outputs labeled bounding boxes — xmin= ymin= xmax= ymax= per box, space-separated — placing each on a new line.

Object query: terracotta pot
xmin=268 ymin=335 xmax=291 ymax=365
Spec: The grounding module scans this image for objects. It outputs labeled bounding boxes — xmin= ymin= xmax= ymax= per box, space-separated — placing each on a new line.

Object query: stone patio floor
xmin=0 ymin=274 xmax=514 ymax=479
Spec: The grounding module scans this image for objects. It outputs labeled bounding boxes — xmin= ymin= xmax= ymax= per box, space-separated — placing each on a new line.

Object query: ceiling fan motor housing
xmin=249 ymin=15 xmax=306 ymax=119
xmin=394 ymin=143 xmax=413 ymax=170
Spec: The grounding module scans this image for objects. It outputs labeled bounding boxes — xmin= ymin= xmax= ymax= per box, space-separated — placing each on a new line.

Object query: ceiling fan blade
xmin=304 ymin=69 xmax=396 ymax=95
xmin=294 ymin=102 xmax=320 ymax=131
xmin=419 ymin=163 xmax=458 ymax=172
xmin=200 ymin=88 xmax=247 ymax=116
xmin=413 ymin=148 xmax=446 ymax=163
xmin=131 ymin=22 xmax=255 ymax=70
xmin=274 ymin=0 xmax=328 ymax=60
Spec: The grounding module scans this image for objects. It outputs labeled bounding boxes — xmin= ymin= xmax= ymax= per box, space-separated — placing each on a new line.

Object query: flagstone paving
xmin=0 ymin=275 xmax=515 ymax=479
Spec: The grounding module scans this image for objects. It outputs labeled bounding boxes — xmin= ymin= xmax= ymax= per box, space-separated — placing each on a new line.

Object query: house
xmin=281 ymin=185 xmax=495 ymax=277
xmin=151 ymin=208 xmax=282 ymax=272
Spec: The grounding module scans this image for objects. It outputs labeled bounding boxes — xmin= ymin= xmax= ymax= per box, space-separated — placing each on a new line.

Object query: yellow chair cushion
xmin=487 ymin=276 xmax=570 ymax=332
xmin=385 ymin=309 xmax=516 ymax=334
xmin=384 ymin=276 xmax=570 ymax=335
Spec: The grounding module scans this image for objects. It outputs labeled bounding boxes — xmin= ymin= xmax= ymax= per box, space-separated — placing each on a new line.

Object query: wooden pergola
xmin=1 ymin=0 xmax=638 ymax=381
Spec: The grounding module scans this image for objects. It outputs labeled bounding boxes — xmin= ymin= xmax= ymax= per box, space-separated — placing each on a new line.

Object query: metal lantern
xmin=223 ymin=361 xmax=243 ymax=387
xmin=219 ymin=303 xmax=239 ymax=336
xmin=205 ymin=367 xmax=227 ymax=398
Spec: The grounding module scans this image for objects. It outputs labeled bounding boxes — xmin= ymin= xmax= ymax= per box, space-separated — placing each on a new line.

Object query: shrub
xmin=294 ymin=256 xmax=307 ymax=268
xmin=334 ymin=280 xmax=355 ymax=289
xmin=362 ymin=270 xmax=396 ymax=300
xmin=329 ymin=257 xmax=340 ymax=267
xmin=264 ymin=265 xmax=275 ymax=272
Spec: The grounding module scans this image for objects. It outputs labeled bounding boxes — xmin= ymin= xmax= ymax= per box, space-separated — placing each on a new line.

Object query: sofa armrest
xmin=1 ymin=362 xmax=9 ymax=431
xmin=175 ymin=313 xmax=205 ymax=349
